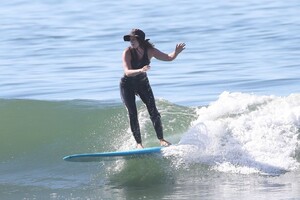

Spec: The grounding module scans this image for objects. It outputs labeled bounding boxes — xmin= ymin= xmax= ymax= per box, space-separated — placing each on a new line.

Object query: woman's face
xmin=130 ymin=36 xmax=140 ymax=48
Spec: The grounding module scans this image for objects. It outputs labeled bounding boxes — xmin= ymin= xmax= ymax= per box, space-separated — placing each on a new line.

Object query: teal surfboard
xmin=63 ymin=147 xmax=163 ymax=162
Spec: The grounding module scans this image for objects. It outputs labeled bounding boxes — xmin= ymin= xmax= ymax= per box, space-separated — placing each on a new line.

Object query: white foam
xmin=163 ymin=92 xmax=300 ymax=175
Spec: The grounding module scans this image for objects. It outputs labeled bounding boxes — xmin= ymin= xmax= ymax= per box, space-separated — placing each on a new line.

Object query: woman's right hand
xmin=141 ymin=65 xmax=151 ymax=73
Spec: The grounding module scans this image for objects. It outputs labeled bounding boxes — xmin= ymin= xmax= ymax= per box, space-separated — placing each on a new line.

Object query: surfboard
xmin=63 ymin=146 xmax=163 ymax=162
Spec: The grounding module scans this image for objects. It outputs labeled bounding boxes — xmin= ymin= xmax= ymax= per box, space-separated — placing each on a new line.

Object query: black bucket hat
xmin=123 ymin=29 xmax=146 ymax=41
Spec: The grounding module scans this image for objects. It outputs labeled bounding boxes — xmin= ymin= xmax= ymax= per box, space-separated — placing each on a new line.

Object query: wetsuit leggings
xmin=120 ymin=75 xmax=163 ymax=144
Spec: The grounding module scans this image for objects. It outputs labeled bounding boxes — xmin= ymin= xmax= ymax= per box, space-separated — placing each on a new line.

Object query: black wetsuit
xmin=120 ymin=47 xmax=163 ymax=144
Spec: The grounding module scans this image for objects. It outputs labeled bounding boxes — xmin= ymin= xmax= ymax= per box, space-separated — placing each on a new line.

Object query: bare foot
xmin=136 ymin=143 xmax=144 ymax=149
xmin=160 ymin=139 xmax=171 ymax=147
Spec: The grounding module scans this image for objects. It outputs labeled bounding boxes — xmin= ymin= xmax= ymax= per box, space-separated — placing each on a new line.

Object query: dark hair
xmin=138 ymin=38 xmax=155 ymax=49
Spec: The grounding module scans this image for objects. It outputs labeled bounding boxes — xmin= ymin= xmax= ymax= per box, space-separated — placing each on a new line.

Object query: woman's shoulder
xmin=124 ymin=47 xmax=132 ymax=52
xmin=147 ymin=47 xmax=159 ymax=57
xmin=123 ymin=47 xmax=133 ymax=55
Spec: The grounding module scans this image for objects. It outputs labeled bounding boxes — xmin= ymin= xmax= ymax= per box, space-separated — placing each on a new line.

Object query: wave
xmin=163 ymin=92 xmax=300 ymax=175
xmin=0 ymin=98 xmax=194 ymax=161
xmin=0 ymin=98 xmax=195 ymax=189
xmin=0 ymin=92 xmax=299 ymax=190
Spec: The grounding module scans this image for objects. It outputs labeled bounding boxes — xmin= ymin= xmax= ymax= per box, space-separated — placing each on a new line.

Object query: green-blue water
xmin=1 ymin=0 xmax=300 ymax=199
xmin=1 ymin=94 xmax=300 ymax=199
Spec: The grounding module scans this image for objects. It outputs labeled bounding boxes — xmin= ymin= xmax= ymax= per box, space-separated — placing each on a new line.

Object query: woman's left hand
xmin=175 ymin=43 xmax=186 ymax=55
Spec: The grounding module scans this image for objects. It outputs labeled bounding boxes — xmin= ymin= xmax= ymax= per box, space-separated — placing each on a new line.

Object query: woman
xmin=120 ymin=28 xmax=185 ymax=149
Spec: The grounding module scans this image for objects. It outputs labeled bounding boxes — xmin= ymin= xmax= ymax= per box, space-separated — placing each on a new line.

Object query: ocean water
xmin=0 ymin=0 xmax=300 ymax=199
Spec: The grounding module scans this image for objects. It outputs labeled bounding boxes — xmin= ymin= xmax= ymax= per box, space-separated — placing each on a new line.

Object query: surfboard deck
xmin=63 ymin=146 xmax=163 ymax=162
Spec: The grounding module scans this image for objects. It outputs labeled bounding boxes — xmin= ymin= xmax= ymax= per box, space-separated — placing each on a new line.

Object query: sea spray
xmin=163 ymin=92 xmax=300 ymax=175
